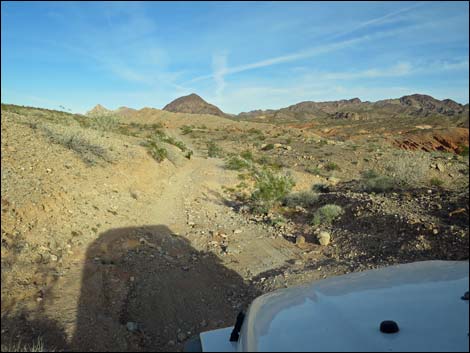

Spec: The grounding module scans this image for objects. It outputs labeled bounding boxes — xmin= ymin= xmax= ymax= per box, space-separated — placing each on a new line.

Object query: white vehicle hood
xmin=238 ymin=261 xmax=469 ymax=352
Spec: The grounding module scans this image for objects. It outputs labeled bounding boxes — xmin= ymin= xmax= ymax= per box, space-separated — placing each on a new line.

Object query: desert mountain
xmin=163 ymin=93 xmax=227 ymax=117
xmin=237 ymin=94 xmax=468 ymax=123
xmin=86 ymin=104 xmax=113 ymax=116
xmin=86 ymin=104 xmax=136 ymax=117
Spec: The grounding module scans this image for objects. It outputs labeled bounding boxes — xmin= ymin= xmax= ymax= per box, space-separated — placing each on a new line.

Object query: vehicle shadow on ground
xmin=71 ymin=225 xmax=257 ymax=352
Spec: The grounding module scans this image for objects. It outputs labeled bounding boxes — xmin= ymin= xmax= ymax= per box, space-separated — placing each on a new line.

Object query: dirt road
xmin=1 ymin=121 xmax=301 ymax=351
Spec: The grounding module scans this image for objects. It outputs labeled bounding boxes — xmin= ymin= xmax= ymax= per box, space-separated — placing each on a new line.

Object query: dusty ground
xmin=1 ymin=105 xmax=469 ymax=351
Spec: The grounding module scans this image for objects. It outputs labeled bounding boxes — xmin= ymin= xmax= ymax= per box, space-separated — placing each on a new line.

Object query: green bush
xmin=324 ymin=162 xmax=340 ymax=171
xmin=87 ymin=114 xmax=119 ymax=132
xmin=382 ymin=150 xmax=430 ymax=188
xmin=161 ymin=134 xmax=187 ymax=151
xmin=363 ymin=175 xmax=395 ymax=193
xmin=207 ymin=141 xmax=223 ymax=157
xmin=240 ymin=150 xmax=254 ymax=161
xmin=306 ymin=166 xmax=323 ymax=175
xmin=143 ymin=140 xmax=168 ymax=162
xmin=185 ymin=150 xmax=194 ymax=159
xmin=311 ymin=183 xmax=330 ymax=193
xmin=181 ymin=125 xmax=193 ymax=135
xmin=458 ymin=145 xmax=469 ymax=156
xmin=250 ymin=168 xmax=295 ymax=213
xmin=225 ymin=156 xmax=251 ymax=170
xmin=362 ymin=169 xmax=380 ymax=179
xmin=282 ymin=191 xmax=319 ymax=208
xmin=312 ymin=204 xmax=344 ymax=226
xmin=429 ymin=177 xmax=444 ymax=187
xmin=261 ymin=143 xmax=275 ymax=151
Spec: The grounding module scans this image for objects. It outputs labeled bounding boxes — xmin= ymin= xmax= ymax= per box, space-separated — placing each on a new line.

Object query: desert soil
xmin=1 ymin=107 xmax=468 ymax=352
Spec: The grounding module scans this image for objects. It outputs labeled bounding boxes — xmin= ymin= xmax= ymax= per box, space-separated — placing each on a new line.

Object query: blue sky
xmin=1 ymin=1 xmax=469 ymax=114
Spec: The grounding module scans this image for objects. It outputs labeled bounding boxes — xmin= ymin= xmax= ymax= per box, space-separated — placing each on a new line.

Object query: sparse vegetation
xmin=282 ymin=191 xmax=319 ymax=208
xmin=458 ymin=144 xmax=469 ymax=156
xmin=225 ymin=155 xmax=251 ymax=170
xmin=42 ymin=126 xmax=111 ymax=166
xmin=250 ymin=168 xmax=295 ymax=213
xmin=240 ymin=150 xmax=254 ymax=161
xmin=1 ymin=337 xmax=47 ymax=352
xmin=142 ymin=139 xmax=168 ymax=162
xmin=430 ymin=177 xmax=444 ymax=187
xmin=312 ymin=183 xmax=330 ymax=193
xmin=361 ymin=170 xmax=395 ymax=193
xmin=180 ymin=125 xmax=193 ymax=135
xmin=207 ymin=141 xmax=223 ymax=157
xmin=312 ymin=204 xmax=344 ymax=226
xmin=324 ymin=162 xmax=340 ymax=171
xmin=86 ymin=114 xmax=119 ymax=132
xmin=382 ymin=150 xmax=431 ymax=188
xmin=261 ymin=143 xmax=275 ymax=151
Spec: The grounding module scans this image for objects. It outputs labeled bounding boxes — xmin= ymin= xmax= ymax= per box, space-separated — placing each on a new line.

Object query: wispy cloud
xmin=320 ymin=62 xmax=413 ymax=80
xmin=212 ymin=52 xmax=228 ymax=96
xmin=183 ymin=2 xmax=427 ymax=92
xmin=324 ymin=1 xmax=425 ymax=41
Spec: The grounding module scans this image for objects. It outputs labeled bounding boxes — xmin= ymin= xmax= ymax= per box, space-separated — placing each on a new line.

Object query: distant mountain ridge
xmin=235 ymin=94 xmax=468 ymax=123
xmin=162 ymin=93 xmax=227 ymax=117
xmin=86 ymin=93 xmax=468 ymax=124
xmin=86 ymin=104 xmax=136 ymax=117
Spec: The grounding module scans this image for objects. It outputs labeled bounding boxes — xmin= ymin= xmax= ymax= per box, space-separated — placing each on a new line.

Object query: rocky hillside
xmin=86 ymin=104 xmax=137 ymax=118
xmin=163 ymin=93 xmax=227 ymax=117
xmin=86 ymin=104 xmax=113 ymax=116
xmin=236 ymin=94 xmax=469 ymax=124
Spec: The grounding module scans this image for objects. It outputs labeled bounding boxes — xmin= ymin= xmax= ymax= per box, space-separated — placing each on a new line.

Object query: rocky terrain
xmin=237 ymin=94 xmax=469 ymax=123
xmin=1 ymin=96 xmax=468 ymax=352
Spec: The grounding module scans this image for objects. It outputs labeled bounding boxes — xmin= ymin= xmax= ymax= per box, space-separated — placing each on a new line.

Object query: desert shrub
xmin=180 ymin=125 xmax=193 ymax=135
xmin=262 ymin=143 xmax=275 ymax=151
xmin=225 ymin=156 xmax=251 ymax=170
xmin=324 ymin=162 xmax=340 ymax=171
xmin=268 ymin=214 xmax=287 ymax=227
xmin=362 ymin=174 xmax=395 ymax=193
xmin=87 ymin=114 xmax=119 ymax=132
xmin=306 ymin=166 xmax=324 ymax=175
xmin=185 ymin=150 xmax=193 ymax=159
xmin=248 ymin=128 xmax=264 ymax=136
xmin=250 ymin=168 xmax=295 ymax=213
xmin=312 ymin=183 xmax=330 ymax=193
xmin=240 ymin=150 xmax=254 ymax=161
xmin=1 ymin=337 xmax=47 ymax=352
xmin=458 ymin=145 xmax=469 ymax=156
xmin=282 ymin=191 xmax=319 ymax=208
xmin=429 ymin=177 xmax=444 ymax=187
xmin=257 ymin=156 xmax=270 ymax=165
xmin=381 ymin=150 xmax=430 ymax=187
xmin=312 ymin=204 xmax=344 ymax=226
xmin=161 ymin=135 xmax=187 ymax=151
xmin=362 ymin=169 xmax=380 ymax=179
xmin=207 ymin=141 xmax=223 ymax=157
xmin=142 ymin=140 xmax=168 ymax=162
xmin=43 ymin=127 xmax=111 ymax=166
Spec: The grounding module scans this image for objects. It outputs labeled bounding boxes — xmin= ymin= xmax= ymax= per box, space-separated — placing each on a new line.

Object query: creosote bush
xmin=312 ymin=204 xmax=344 ymax=226
xmin=142 ymin=140 xmax=168 ymax=162
xmin=250 ymin=168 xmax=295 ymax=213
xmin=225 ymin=155 xmax=251 ymax=170
xmin=282 ymin=191 xmax=319 ymax=208
xmin=207 ymin=141 xmax=223 ymax=157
